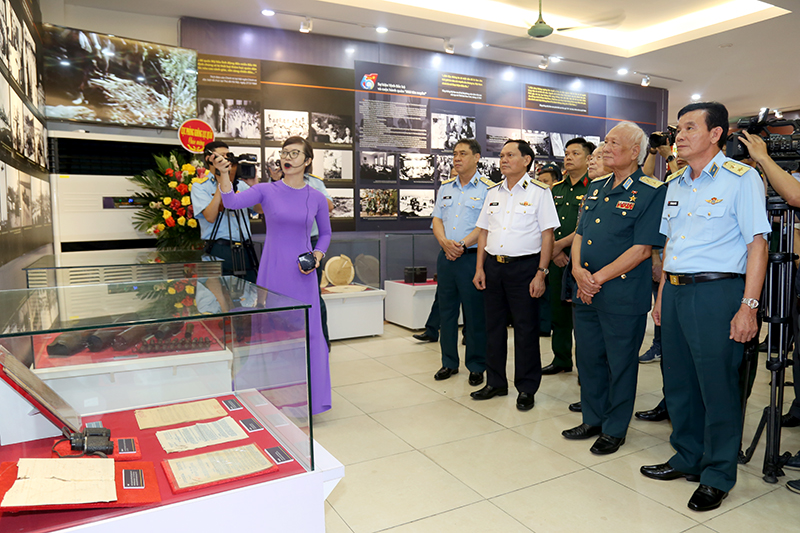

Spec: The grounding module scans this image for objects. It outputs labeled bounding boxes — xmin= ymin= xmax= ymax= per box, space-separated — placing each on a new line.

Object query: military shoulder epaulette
xmin=194 ymin=176 xmax=210 ymax=185
xmin=639 ymin=176 xmax=664 ymax=188
xmin=591 ymin=173 xmax=612 ymax=183
xmin=308 ymin=173 xmax=324 ymax=181
xmin=440 ymin=176 xmax=457 ymax=185
xmin=665 ymin=169 xmax=683 ymax=183
xmin=531 ymin=178 xmax=549 ymax=189
xmin=487 ymin=180 xmax=502 ymax=189
xmin=722 ymin=160 xmax=750 ymax=176
xmin=480 ymin=176 xmax=495 ymax=187
xmin=552 ymin=178 xmax=566 ymax=187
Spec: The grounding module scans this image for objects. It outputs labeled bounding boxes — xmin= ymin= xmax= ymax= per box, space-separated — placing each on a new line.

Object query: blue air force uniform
xmin=660 ymin=151 xmax=770 ymax=492
xmin=432 ymin=171 xmax=492 ymax=372
xmin=575 ymin=168 xmax=666 ymax=438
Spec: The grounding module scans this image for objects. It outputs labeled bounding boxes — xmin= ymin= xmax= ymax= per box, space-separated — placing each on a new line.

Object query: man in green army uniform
xmin=542 ymin=138 xmax=595 ymax=375
xmin=561 ymin=122 xmax=666 ymax=455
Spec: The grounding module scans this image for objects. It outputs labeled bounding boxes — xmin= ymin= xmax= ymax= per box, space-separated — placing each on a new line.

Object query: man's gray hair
xmin=612 ymin=121 xmax=648 ymax=165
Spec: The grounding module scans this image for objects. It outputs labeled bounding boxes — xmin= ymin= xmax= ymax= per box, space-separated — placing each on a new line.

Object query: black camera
xmin=69 ymin=427 xmax=114 ymax=455
xmin=649 ymin=126 xmax=676 ymax=150
xmin=726 ymin=108 xmax=800 ymax=170
xmin=204 ymin=150 xmax=258 ymax=181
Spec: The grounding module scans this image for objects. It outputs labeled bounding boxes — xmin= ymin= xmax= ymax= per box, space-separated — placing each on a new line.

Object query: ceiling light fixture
xmin=538 ymin=57 xmax=550 ymax=70
xmin=471 ymin=41 xmax=484 ymax=49
xmin=691 ymin=93 xmax=701 ymax=101
xmin=300 ymin=18 xmax=312 ymax=33
xmin=550 ymin=56 xmax=561 ymax=63
xmin=641 ymin=75 xmax=651 ymax=87
xmin=376 ymin=26 xmax=388 ymax=34
xmin=443 ymin=38 xmax=454 ymax=54
xmin=617 ymin=68 xmax=628 ymax=75
xmin=345 ymin=47 xmax=355 ymax=54
xmin=261 ymin=9 xmax=275 ymax=17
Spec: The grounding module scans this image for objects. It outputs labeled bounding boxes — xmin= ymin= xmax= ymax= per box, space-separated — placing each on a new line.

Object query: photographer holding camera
xmin=739 ymin=130 xmax=800 ymax=491
xmin=643 ymin=129 xmax=682 ymax=178
xmin=191 ymin=140 xmax=260 ymax=282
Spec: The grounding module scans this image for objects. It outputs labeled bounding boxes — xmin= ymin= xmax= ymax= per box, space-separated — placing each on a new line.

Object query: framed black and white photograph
xmin=264 ymin=147 xmax=281 ymax=180
xmin=359 ymin=188 xmax=398 ymax=218
xmin=5 ymin=164 xmax=17 ymax=229
xmin=228 ymin=146 xmax=261 ymax=182
xmin=34 ymin=119 xmax=45 ymax=167
xmin=0 ymin=0 xmax=7 ymax=68
xmin=313 ymin=149 xmax=353 ymax=181
xmin=329 ymin=188 xmax=354 ymax=218
xmin=8 ymin=6 xmax=20 ymax=85
xmin=359 ymin=151 xmax=396 ymax=182
xmin=310 ymin=112 xmax=352 ymax=145
xmin=399 ymin=189 xmax=435 ymax=218
xmin=549 ymin=133 xmax=578 ymax=158
xmin=9 ymin=88 xmax=21 ymax=153
xmin=431 ymin=113 xmax=476 ymax=151
xmin=434 ymin=154 xmax=453 ymax=184
xmin=23 ymin=22 xmax=36 ymax=104
xmin=0 ymin=74 xmax=10 ymax=146
xmin=30 ymin=176 xmax=40 ymax=225
xmin=478 ymin=157 xmax=502 ymax=183
xmin=398 ymin=153 xmax=434 ymax=182
xmin=585 ymin=135 xmax=602 ymax=148
xmin=0 ymin=161 xmax=6 ymax=232
xmin=523 ymin=130 xmax=552 ymax=157
xmin=18 ymin=171 xmax=30 ymax=227
xmin=205 ymin=98 xmax=260 ymax=139
xmin=22 ymin=105 xmax=34 ymax=161
xmin=485 ymin=126 xmax=521 ymax=154
xmin=263 ymin=109 xmax=307 ymax=141
xmin=41 ymin=178 xmax=51 ymax=224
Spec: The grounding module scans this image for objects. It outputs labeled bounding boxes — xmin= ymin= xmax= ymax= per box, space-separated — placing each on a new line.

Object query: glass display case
xmin=384 ymin=233 xmax=441 ymax=329
xmin=320 ymin=236 xmax=386 ymax=339
xmin=0 ymin=276 xmax=336 ymax=531
xmin=23 ymin=250 xmax=224 ymax=288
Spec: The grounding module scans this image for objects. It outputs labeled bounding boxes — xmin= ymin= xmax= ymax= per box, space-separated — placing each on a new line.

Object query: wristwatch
xmin=459 ymin=240 xmax=467 ymax=252
xmin=538 ymin=267 xmax=549 ymax=275
xmin=666 ymin=155 xmax=676 ymax=163
xmin=741 ymin=297 xmax=759 ymax=310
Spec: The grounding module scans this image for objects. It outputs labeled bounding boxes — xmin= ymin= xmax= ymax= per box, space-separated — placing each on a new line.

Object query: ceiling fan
xmin=527 ymin=0 xmax=625 ymax=39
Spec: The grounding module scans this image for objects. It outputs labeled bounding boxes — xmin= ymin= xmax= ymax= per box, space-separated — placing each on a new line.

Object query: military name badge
xmin=668 ymin=201 xmax=679 ymax=206
xmin=576 ymin=195 xmax=584 ymax=200
xmin=623 ymin=177 xmax=633 ymax=190
xmin=616 ymin=201 xmax=635 ymax=210
xmin=489 ymin=202 xmax=499 ymax=206
xmin=442 ymin=195 xmax=452 ymax=199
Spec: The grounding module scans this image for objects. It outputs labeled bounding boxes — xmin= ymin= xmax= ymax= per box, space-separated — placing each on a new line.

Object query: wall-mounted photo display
xmin=398 ymin=153 xmax=434 ymax=183
xmin=5 ymin=163 xmax=16 ymax=229
xmin=0 ymin=160 xmax=6 ymax=231
xmin=40 ymin=178 xmax=51 ymax=224
xmin=263 ymin=109 xmax=307 ymax=142
xmin=310 ymin=112 xmax=352 ymax=145
xmin=30 ymin=175 xmax=40 ymax=225
xmin=18 ymin=171 xmax=30 ymax=227
xmin=478 ymin=157 xmax=502 ymax=183
xmin=7 ymin=4 xmax=20 ymax=85
xmin=434 ymin=154 xmax=453 ymax=184
xmin=485 ymin=126 xmax=521 ymax=154
xmin=359 ymin=151 xmax=396 ymax=183
xmin=329 ymin=188 xmax=354 ymax=219
xmin=313 ymin=149 xmax=353 ymax=182
xmin=431 ymin=113 xmax=476 ymax=151
xmin=22 ymin=104 xmax=34 ymax=160
xmin=0 ymin=74 xmax=10 ymax=146
xmin=523 ymin=129 xmax=552 ymax=157
xmin=359 ymin=188 xmax=398 ymax=219
xmin=399 ymin=189 xmax=435 ymax=218
xmin=200 ymin=98 xmax=260 ymax=139
xmin=43 ymin=24 xmax=197 ymax=128
xmin=22 ymin=22 xmax=36 ymax=106
xmin=9 ymin=87 xmax=21 ymax=153
xmin=0 ymin=0 xmax=7 ymax=69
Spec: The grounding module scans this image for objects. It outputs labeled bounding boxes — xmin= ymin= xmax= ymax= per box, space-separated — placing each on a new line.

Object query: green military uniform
xmin=574 ymin=169 xmax=666 ymax=438
xmin=548 ymin=172 xmax=589 ymax=369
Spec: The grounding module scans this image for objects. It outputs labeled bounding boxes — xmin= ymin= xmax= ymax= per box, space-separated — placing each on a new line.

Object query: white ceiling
xmin=59 ymin=0 xmax=799 ymax=121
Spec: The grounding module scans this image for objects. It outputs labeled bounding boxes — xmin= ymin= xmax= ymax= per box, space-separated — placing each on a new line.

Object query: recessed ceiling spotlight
xmin=550 ymin=56 xmax=561 ymax=63
xmin=345 ymin=47 xmax=355 ymax=54
xmin=261 ymin=9 xmax=275 ymax=17
xmin=641 ymin=75 xmax=651 ymax=87
xmin=376 ymin=26 xmax=388 ymax=34
xmin=691 ymin=93 xmax=701 ymax=101
xmin=617 ymin=68 xmax=628 ymax=75
xmin=59 ymin=60 xmax=70 ymax=66
xmin=443 ymin=38 xmax=454 ymax=54
xmin=471 ymin=41 xmax=484 ymax=49
xmin=538 ymin=57 xmax=550 ymax=70
xmin=299 ymin=18 xmax=312 ymax=33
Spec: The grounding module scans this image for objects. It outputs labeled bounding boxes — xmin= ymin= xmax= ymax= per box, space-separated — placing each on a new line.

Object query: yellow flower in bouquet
xmin=185 ymin=286 xmax=195 ymax=295
xmin=162 ymin=209 xmax=172 ymax=220
xmin=168 ymin=181 xmax=178 ymax=189
xmin=181 ymin=196 xmax=191 ymax=206
xmin=182 ymin=163 xmax=196 ymax=174
xmin=187 ymin=219 xmax=197 ymax=228
xmin=177 ymin=216 xmax=186 ymax=226
xmin=157 ymin=223 xmax=165 ymax=231
xmin=168 ymin=287 xmax=176 ymax=295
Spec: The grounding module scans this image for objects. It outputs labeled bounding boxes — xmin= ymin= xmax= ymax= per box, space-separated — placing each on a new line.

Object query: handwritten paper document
xmin=1 ymin=458 xmax=116 ymax=508
xmin=135 ymin=398 xmax=226 ymax=429
xmin=156 ymin=416 xmax=248 ymax=453
xmin=166 ymin=444 xmax=275 ymax=489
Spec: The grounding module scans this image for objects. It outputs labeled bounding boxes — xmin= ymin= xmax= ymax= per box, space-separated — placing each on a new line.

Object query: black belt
xmin=464 ymin=248 xmax=478 ymax=255
xmin=488 ymin=253 xmax=537 ymax=264
xmin=666 ymin=272 xmax=743 ymax=286
xmin=207 ymin=238 xmax=244 ymax=246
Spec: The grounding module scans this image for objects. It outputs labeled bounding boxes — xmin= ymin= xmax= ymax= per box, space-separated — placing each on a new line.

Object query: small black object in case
xmin=298 ymin=252 xmax=316 ymax=272
xmin=404 ymin=266 xmax=427 ymax=283
xmin=70 ymin=427 xmax=114 ymax=455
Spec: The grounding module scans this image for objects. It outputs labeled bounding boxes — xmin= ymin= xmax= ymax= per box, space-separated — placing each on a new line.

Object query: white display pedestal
xmin=322 ymin=287 xmax=386 ymax=340
xmin=384 ymin=280 xmax=437 ymax=330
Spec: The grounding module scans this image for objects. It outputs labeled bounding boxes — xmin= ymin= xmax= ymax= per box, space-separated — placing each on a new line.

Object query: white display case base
xmin=384 ymin=280 xmax=437 ymax=330
xmin=322 ymin=288 xmax=386 ymax=340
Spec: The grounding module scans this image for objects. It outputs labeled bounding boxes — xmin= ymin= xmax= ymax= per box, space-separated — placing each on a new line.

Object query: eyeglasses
xmin=279 ymin=149 xmax=303 ymax=159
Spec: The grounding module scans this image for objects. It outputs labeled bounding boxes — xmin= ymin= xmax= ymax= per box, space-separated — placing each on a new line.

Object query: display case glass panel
xmin=385 ymin=232 xmax=439 ymax=285
xmin=322 ymin=236 xmax=381 ymax=292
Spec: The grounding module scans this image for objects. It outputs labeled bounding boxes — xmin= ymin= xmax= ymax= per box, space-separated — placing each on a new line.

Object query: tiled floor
xmin=315 ymin=321 xmax=800 ymax=533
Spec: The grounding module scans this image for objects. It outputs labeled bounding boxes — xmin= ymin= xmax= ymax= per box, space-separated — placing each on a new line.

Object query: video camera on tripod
xmin=204 ymin=149 xmax=259 ymax=182
xmin=727 ymin=108 xmax=800 ymax=172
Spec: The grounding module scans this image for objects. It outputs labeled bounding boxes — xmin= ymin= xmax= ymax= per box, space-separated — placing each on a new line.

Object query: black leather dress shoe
xmin=688 ymin=484 xmax=728 ymax=512
xmin=470 ymin=385 xmax=508 ymax=400
xmin=413 ymin=332 xmax=438 ymax=342
xmin=434 ymin=367 xmax=458 ymax=381
xmin=468 ymin=371 xmax=484 ymax=386
xmin=516 ymin=392 xmax=535 ymax=411
xmin=568 ymin=401 xmax=582 ymax=412
xmin=541 ymin=363 xmax=572 ymax=375
xmin=561 ymin=423 xmax=602 ymax=440
xmin=590 ymin=434 xmax=625 ymax=455
xmin=781 ymin=413 xmax=800 ymax=427
xmin=635 ymin=404 xmax=670 ymax=422
xmin=640 ymin=462 xmax=700 ymax=482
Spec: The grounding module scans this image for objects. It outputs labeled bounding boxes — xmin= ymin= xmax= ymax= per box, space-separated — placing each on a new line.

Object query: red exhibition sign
xmin=178 ymin=119 xmax=214 ymax=153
